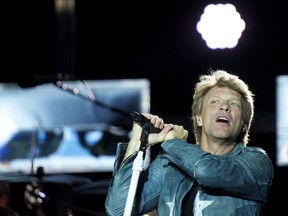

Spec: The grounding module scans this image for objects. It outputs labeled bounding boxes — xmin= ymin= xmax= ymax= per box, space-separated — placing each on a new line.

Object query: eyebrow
xmin=209 ymin=95 xmax=241 ymax=100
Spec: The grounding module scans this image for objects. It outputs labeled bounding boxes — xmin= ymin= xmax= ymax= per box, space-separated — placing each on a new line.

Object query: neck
xmin=200 ymin=137 xmax=237 ymax=155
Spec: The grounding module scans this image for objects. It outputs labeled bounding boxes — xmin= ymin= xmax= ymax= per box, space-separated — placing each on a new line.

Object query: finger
xmin=143 ymin=113 xmax=165 ymax=129
xmin=153 ymin=116 xmax=165 ymax=129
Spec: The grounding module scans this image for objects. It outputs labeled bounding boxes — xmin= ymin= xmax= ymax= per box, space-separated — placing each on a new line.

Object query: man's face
xmin=197 ymin=86 xmax=244 ymax=143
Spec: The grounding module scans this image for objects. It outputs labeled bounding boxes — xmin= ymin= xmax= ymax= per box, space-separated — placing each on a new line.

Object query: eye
xmin=211 ymin=100 xmax=219 ymax=104
xmin=230 ymin=101 xmax=241 ymax=108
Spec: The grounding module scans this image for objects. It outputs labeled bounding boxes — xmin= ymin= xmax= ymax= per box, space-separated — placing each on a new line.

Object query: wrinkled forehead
xmin=205 ymin=86 xmax=241 ymax=100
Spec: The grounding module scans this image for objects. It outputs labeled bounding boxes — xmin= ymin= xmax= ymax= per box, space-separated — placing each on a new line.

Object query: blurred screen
xmin=0 ymin=79 xmax=150 ymax=174
xmin=276 ymin=75 xmax=288 ymax=166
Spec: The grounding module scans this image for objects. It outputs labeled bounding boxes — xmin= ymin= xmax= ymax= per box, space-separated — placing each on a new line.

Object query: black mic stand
xmin=54 ymin=80 xmax=131 ymax=120
xmin=55 ymin=81 xmax=154 ymax=216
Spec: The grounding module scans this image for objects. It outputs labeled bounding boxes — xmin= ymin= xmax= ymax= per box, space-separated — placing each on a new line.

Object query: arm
xmin=105 ymin=114 xmax=188 ymax=215
xmin=161 ymin=140 xmax=274 ymax=202
xmin=122 ymin=113 xmax=176 ymax=164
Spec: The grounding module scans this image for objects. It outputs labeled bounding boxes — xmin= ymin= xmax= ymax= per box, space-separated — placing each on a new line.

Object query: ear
xmin=196 ymin=115 xmax=203 ymax=126
xmin=241 ymin=120 xmax=247 ymax=133
xmin=242 ymin=122 xmax=247 ymax=133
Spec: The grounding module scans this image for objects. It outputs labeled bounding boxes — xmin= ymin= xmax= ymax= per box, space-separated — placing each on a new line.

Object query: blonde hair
xmin=191 ymin=69 xmax=254 ymax=145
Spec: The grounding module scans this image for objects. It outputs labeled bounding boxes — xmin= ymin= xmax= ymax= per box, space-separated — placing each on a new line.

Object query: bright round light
xmin=197 ymin=3 xmax=245 ymax=49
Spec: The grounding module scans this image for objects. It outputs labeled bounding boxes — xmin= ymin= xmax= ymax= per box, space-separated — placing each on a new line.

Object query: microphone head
xmin=36 ymin=166 xmax=45 ymax=178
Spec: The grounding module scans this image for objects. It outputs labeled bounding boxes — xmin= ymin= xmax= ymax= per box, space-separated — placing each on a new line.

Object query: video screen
xmin=0 ymin=79 xmax=150 ymax=174
xmin=276 ymin=75 xmax=288 ymax=166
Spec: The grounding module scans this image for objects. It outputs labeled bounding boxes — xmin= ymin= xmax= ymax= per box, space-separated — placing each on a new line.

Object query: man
xmin=105 ymin=69 xmax=274 ymax=215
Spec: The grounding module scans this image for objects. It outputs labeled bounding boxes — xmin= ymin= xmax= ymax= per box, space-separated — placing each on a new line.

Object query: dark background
xmin=2 ymin=0 xmax=288 ymax=215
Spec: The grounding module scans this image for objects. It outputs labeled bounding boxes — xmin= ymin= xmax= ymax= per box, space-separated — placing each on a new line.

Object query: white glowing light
xmin=197 ymin=3 xmax=245 ymax=49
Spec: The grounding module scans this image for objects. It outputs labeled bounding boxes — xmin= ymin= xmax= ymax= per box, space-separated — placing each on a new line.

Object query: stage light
xmin=197 ymin=3 xmax=245 ymax=49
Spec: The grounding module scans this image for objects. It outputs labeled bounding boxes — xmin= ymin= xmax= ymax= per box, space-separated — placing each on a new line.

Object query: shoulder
xmin=234 ymin=144 xmax=273 ymax=169
xmin=235 ymin=143 xmax=269 ymax=155
xmin=236 ymin=144 xmax=274 ymax=174
xmin=242 ymin=145 xmax=270 ymax=157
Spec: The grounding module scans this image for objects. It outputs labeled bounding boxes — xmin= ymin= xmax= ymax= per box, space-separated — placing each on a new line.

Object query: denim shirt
xmin=105 ymin=139 xmax=274 ymax=216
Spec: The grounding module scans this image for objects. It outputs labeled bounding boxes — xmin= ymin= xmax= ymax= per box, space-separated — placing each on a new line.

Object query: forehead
xmin=205 ymin=86 xmax=241 ymax=100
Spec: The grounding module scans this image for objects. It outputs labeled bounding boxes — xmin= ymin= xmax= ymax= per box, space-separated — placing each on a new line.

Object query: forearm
xmin=122 ymin=139 xmax=141 ymax=162
xmin=162 ymin=140 xmax=273 ymax=201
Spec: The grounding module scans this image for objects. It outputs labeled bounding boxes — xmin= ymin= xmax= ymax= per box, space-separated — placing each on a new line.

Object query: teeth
xmin=217 ymin=116 xmax=229 ymax=123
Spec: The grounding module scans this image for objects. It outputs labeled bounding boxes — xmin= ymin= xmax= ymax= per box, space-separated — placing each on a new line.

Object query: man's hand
xmin=164 ymin=125 xmax=189 ymax=141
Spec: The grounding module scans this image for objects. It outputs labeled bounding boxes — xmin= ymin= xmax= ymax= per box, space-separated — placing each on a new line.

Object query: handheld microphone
xmin=130 ymin=111 xmax=161 ymax=133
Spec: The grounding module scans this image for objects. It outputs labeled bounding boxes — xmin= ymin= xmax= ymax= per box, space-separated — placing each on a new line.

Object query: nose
xmin=220 ymin=102 xmax=231 ymax=112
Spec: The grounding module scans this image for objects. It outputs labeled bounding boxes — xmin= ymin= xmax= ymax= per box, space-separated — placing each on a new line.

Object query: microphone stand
xmin=54 ymin=80 xmax=131 ymax=120
xmin=30 ymin=123 xmax=38 ymax=175
xmin=55 ymin=80 xmax=152 ymax=216
xmin=123 ymin=122 xmax=150 ymax=216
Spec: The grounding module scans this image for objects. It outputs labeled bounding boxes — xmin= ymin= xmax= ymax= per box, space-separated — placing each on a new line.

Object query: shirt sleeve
xmin=161 ymin=139 xmax=274 ymax=202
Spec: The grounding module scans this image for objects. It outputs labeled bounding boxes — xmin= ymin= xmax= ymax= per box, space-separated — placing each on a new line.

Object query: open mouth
xmin=216 ymin=116 xmax=230 ymax=124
